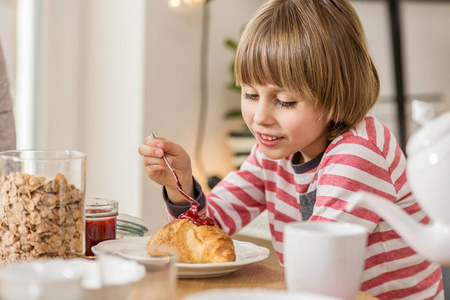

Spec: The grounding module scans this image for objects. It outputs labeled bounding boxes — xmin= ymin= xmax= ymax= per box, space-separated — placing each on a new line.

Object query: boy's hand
xmin=138 ymin=135 xmax=194 ymax=205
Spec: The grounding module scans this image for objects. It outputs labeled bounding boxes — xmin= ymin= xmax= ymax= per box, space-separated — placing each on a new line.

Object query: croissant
xmin=147 ymin=218 xmax=236 ymax=263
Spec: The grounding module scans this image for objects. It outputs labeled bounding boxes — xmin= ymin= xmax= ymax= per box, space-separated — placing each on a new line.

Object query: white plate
xmin=92 ymin=236 xmax=270 ymax=278
xmin=184 ymin=289 xmax=344 ymax=300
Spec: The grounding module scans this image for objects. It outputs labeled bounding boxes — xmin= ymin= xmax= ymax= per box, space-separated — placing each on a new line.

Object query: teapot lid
xmin=406 ymin=100 xmax=450 ymax=156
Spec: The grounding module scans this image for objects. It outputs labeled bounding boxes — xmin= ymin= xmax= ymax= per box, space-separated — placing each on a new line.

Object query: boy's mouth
xmin=256 ymin=133 xmax=283 ymax=146
xmin=260 ymin=134 xmax=280 ymax=141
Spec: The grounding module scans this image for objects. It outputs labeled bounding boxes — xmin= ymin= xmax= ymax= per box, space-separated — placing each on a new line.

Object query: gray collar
xmin=291 ymin=152 xmax=324 ymax=174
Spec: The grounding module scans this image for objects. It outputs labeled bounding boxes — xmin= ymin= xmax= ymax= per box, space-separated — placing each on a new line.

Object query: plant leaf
xmin=224 ymin=38 xmax=238 ymax=50
xmin=225 ymin=110 xmax=243 ymax=119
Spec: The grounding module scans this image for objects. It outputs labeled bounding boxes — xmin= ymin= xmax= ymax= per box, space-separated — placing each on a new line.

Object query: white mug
xmin=283 ymin=222 xmax=367 ymax=300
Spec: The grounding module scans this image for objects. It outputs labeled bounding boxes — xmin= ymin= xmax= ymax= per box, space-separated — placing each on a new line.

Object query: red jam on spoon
xmin=173 ymin=175 xmax=214 ymax=226
xmin=179 ymin=202 xmax=215 ymax=226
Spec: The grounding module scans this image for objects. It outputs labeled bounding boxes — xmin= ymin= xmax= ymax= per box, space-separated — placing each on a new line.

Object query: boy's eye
xmin=277 ymin=100 xmax=295 ymax=108
xmin=243 ymin=93 xmax=258 ymax=100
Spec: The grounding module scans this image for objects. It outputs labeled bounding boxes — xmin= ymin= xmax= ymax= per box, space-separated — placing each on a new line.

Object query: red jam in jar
xmin=85 ymin=198 xmax=119 ymax=257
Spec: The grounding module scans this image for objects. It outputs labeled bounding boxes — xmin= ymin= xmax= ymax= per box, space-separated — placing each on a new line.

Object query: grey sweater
xmin=0 ymin=41 xmax=16 ymax=151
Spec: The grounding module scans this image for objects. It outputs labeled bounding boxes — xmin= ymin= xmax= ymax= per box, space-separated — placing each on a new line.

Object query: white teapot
xmin=346 ymin=100 xmax=450 ymax=266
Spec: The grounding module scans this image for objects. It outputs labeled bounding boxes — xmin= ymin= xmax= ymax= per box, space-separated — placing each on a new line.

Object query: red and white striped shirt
xmin=165 ymin=116 xmax=443 ymax=299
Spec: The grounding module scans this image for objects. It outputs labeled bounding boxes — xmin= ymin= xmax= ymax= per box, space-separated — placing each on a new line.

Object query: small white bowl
xmin=0 ymin=257 xmax=145 ymax=300
xmin=0 ymin=259 xmax=85 ymax=300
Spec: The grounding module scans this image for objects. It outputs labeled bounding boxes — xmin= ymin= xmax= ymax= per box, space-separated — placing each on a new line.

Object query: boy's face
xmin=241 ymin=84 xmax=330 ymax=162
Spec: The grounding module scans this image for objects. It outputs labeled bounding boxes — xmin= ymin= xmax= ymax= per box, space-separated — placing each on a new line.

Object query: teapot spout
xmin=346 ymin=192 xmax=450 ymax=267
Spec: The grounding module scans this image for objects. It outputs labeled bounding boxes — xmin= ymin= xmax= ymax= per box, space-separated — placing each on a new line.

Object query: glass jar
xmin=85 ymin=198 xmax=119 ymax=257
xmin=0 ymin=150 xmax=86 ymax=265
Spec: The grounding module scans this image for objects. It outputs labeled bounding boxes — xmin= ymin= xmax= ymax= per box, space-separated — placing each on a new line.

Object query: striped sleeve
xmin=205 ymin=144 xmax=268 ymax=235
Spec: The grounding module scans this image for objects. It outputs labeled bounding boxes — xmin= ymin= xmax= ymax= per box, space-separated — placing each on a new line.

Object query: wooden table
xmin=129 ymin=261 xmax=378 ymax=300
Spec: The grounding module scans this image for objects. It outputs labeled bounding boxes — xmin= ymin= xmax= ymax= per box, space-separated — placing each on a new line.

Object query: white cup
xmin=283 ymin=222 xmax=367 ymax=300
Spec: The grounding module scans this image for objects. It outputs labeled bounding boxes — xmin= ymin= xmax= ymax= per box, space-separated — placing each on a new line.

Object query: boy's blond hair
xmin=235 ymin=0 xmax=380 ymax=139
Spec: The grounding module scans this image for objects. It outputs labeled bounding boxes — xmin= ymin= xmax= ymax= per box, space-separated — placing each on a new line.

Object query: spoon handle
xmin=151 ymin=133 xmax=200 ymax=206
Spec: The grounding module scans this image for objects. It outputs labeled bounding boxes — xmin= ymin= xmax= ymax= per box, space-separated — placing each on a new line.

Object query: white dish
xmin=0 ymin=259 xmax=85 ymax=300
xmin=184 ymin=289 xmax=344 ymax=300
xmin=0 ymin=257 xmax=145 ymax=300
xmin=92 ymin=236 xmax=270 ymax=278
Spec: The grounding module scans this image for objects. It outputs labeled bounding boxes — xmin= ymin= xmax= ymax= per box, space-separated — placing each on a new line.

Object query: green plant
xmin=224 ymin=37 xmax=242 ymax=120
xmin=225 ymin=38 xmax=241 ymax=93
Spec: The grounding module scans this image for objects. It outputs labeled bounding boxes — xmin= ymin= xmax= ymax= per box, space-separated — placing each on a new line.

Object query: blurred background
xmin=0 ymin=0 xmax=449 ymax=238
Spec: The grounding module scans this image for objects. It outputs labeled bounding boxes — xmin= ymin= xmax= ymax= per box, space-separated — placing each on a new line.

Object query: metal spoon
xmin=151 ymin=133 xmax=200 ymax=206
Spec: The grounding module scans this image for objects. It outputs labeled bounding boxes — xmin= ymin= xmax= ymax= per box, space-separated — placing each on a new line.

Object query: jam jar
xmin=85 ymin=197 xmax=119 ymax=257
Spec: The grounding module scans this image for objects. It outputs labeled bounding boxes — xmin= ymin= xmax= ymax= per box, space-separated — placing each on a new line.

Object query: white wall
xmin=39 ymin=0 xmax=82 ymax=151
xmin=142 ymin=0 xmax=205 ymax=231
xmin=0 ymin=0 xmax=15 ymax=89
xmin=81 ymin=0 xmax=145 ymax=218
xmin=0 ymin=0 xmax=17 ymax=147
xmin=353 ymin=1 xmax=450 ymax=140
xmin=35 ymin=0 xmax=146 ymax=220
xmin=403 ymin=2 xmax=450 ymax=104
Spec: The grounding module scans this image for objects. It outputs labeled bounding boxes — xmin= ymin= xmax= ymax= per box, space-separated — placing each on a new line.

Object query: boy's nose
xmin=253 ymin=102 xmax=275 ymax=126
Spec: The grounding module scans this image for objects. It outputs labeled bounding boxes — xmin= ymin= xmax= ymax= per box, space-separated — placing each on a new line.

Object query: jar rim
xmin=85 ymin=198 xmax=119 ymax=217
xmin=0 ymin=150 xmax=86 ymax=161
